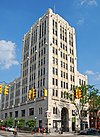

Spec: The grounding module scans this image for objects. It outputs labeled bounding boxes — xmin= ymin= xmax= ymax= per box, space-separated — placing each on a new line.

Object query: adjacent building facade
xmin=0 ymin=9 xmax=88 ymax=132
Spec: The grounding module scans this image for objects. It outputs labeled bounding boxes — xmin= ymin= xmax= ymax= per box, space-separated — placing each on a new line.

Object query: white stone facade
xmin=0 ymin=8 xmax=89 ymax=132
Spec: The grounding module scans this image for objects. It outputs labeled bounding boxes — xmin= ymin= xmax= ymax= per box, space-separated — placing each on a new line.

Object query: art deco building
xmin=0 ymin=9 xmax=89 ymax=132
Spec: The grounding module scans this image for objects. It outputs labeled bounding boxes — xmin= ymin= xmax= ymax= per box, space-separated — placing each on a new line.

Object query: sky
xmin=0 ymin=0 xmax=100 ymax=90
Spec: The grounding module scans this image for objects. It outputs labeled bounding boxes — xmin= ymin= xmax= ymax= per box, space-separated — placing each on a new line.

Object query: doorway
xmin=61 ymin=107 xmax=69 ymax=131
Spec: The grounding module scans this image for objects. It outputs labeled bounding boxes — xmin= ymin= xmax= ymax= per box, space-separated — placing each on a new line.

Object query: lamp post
xmin=74 ymin=109 xmax=78 ymax=132
xmin=35 ymin=117 xmax=37 ymax=128
xmin=14 ymin=118 xmax=17 ymax=127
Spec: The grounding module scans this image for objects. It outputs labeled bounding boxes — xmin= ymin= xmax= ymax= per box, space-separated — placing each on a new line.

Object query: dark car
xmin=80 ymin=128 xmax=97 ymax=135
xmin=87 ymin=128 xmax=97 ymax=135
xmin=80 ymin=129 xmax=88 ymax=135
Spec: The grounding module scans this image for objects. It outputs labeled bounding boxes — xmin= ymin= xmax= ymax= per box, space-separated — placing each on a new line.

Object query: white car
xmin=8 ymin=127 xmax=15 ymax=132
xmin=5 ymin=127 xmax=10 ymax=131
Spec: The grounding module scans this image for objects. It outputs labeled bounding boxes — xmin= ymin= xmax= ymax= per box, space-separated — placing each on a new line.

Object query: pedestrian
xmin=42 ymin=126 xmax=45 ymax=134
xmin=13 ymin=128 xmax=18 ymax=137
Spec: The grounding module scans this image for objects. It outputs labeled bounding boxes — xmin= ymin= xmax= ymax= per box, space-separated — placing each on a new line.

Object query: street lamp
xmin=35 ymin=117 xmax=37 ymax=128
xmin=14 ymin=118 xmax=17 ymax=127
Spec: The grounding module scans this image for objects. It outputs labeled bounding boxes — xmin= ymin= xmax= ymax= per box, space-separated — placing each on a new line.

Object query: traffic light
xmin=44 ymin=88 xmax=48 ymax=97
xmin=31 ymin=88 xmax=36 ymax=99
xmin=4 ymin=86 xmax=9 ymax=95
xmin=76 ymin=88 xmax=79 ymax=99
xmin=34 ymin=89 xmax=36 ymax=98
xmin=74 ymin=88 xmax=82 ymax=99
xmin=0 ymin=84 xmax=2 ymax=94
xmin=78 ymin=89 xmax=82 ymax=99
xmin=74 ymin=90 xmax=77 ymax=99
xmin=28 ymin=88 xmax=36 ymax=100
xmin=28 ymin=90 xmax=32 ymax=100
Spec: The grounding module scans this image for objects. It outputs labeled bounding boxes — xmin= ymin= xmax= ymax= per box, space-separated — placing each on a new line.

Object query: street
xmin=0 ymin=130 xmax=100 ymax=137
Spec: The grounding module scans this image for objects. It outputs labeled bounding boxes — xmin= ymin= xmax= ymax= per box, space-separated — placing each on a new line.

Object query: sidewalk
xmin=29 ymin=132 xmax=74 ymax=136
xmin=49 ymin=132 xmax=74 ymax=136
xmin=0 ymin=130 xmax=75 ymax=137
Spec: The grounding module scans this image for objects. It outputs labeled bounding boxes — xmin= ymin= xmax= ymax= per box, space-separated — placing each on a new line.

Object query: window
xmin=56 ymin=49 xmax=58 ymax=55
xmin=52 ymin=89 xmax=55 ymax=96
xmin=56 ymin=107 xmax=57 ymax=114
xmin=61 ymin=81 xmax=63 ymax=87
xmin=53 ymin=20 xmax=58 ymax=36
xmin=5 ymin=113 xmax=7 ymax=118
xmin=53 ymin=47 xmax=55 ymax=53
xmin=53 ymin=67 xmax=55 ymax=74
xmin=21 ymin=109 xmax=25 ymax=117
xmin=52 ymin=78 xmax=58 ymax=86
xmin=61 ymin=71 xmax=63 ymax=77
xmin=56 ymin=79 xmax=58 ymax=86
xmin=66 ymin=83 xmax=68 ymax=89
xmin=64 ymin=92 xmax=66 ymax=98
xmin=52 ymin=78 xmax=55 ymax=85
xmin=39 ymin=107 xmax=42 ymax=114
xmin=53 ymin=57 xmax=55 ymax=64
xmin=15 ymin=111 xmax=18 ymax=118
xmin=56 ymin=68 xmax=58 ymax=75
xmin=9 ymin=112 xmax=12 ymax=117
xmin=61 ymin=91 xmax=63 ymax=98
xmin=79 ymin=79 xmax=81 ymax=85
xmin=56 ymin=58 xmax=58 ymax=65
xmin=29 ymin=108 xmax=34 ymax=116
xmin=53 ymin=107 xmax=57 ymax=114
xmin=43 ymin=78 xmax=45 ymax=86
xmin=56 ymin=90 xmax=58 ymax=97
xmin=61 ymin=52 xmax=62 ymax=58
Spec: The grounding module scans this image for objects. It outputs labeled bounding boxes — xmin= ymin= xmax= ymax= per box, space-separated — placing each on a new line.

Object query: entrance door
xmin=72 ymin=122 xmax=75 ymax=131
xmin=61 ymin=107 xmax=69 ymax=131
xmin=39 ymin=120 xmax=42 ymax=128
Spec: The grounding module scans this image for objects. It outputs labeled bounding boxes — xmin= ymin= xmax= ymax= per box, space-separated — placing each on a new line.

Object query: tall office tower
xmin=0 ymin=8 xmax=88 ymax=132
xmin=21 ymin=8 xmax=88 ymax=131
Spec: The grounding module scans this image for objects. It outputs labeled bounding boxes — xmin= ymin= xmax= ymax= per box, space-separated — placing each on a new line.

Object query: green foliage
xmin=80 ymin=85 xmax=88 ymax=105
xmin=26 ymin=119 xmax=35 ymax=129
xmin=71 ymin=85 xmax=100 ymax=119
xmin=7 ymin=118 xmax=14 ymax=127
xmin=0 ymin=118 xmax=14 ymax=127
xmin=0 ymin=120 xmax=4 ymax=126
xmin=17 ymin=118 xmax=25 ymax=129
xmin=88 ymin=85 xmax=100 ymax=111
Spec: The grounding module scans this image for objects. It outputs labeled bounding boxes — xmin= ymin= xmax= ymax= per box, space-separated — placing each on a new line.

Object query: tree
xmin=88 ymin=85 xmax=100 ymax=111
xmin=88 ymin=85 xmax=100 ymax=129
xmin=7 ymin=118 xmax=14 ymax=127
xmin=26 ymin=119 xmax=35 ymax=130
xmin=17 ymin=119 xmax=25 ymax=129
xmin=70 ymin=84 xmax=100 ymax=130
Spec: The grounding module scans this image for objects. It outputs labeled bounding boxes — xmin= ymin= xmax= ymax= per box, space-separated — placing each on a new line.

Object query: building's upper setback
xmin=21 ymin=8 xmax=87 ymax=103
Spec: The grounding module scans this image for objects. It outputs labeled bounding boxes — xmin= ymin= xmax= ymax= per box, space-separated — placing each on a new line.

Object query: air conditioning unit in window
xmin=45 ymin=42 xmax=48 ymax=46
xmin=27 ymin=56 xmax=30 ymax=60
xmin=35 ymin=50 xmax=38 ymax=53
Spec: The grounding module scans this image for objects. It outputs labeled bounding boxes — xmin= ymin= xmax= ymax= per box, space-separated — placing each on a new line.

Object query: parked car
xmin=0 ymin=126 xmax=6 ymax=130
xmin=87 ymin=128 xmax=97 ymax=134
xmin=8 ymin=127 xmax=15 ymax=132
xmin=80 ymin=128 xmax=97 ymax=135
xmin=5 ymin=127 xmax=10 ymax=131
xmin=80 ymin=129 xmax=87 ymax=135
